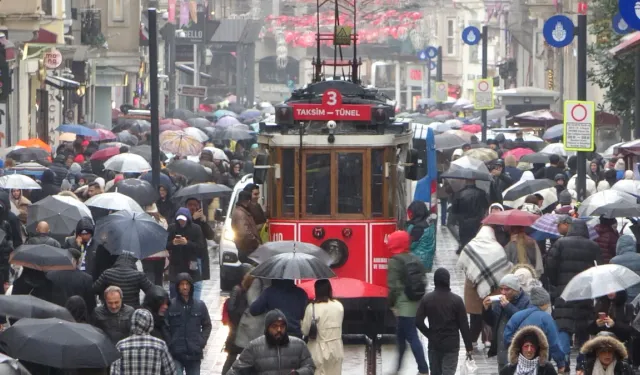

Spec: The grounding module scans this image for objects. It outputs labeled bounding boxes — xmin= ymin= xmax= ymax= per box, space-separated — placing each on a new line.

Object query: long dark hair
xmin=314 ymin=279 xmax=333 ymax=303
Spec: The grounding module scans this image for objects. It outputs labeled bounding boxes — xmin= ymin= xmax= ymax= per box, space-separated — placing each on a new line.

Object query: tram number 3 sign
xmin=474 ymin=79 xmax=494 ymax=110
xmin=563 ymin=100 xmax=596 ymax=152
xmin=291 ymin=89 xmax=372 ymax=121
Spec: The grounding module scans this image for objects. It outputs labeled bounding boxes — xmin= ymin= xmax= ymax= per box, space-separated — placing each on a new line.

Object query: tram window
xmin=371 ymin=149 xmax=384 ymax=217
xmin=306 ymin=153 xmax=331 ymax=215
xmin=337 ymin=153 xmax=363 ymax=214
xmin=281 ymin=149 xmax=295 ymax=216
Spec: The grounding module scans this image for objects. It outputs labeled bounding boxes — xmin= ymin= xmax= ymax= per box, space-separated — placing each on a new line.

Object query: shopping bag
xmin=460 ymin=354 xmax=478 ymax=375
xmin=259 ymin=221 xmax=269 ymax=244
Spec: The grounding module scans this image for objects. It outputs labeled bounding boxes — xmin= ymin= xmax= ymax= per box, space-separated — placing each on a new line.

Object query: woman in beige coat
xmin=301 ymin=279 xmax=344 ymax=375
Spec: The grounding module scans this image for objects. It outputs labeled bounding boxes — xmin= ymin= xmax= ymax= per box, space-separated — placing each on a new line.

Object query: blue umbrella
xmin=55 ymin=124 xmax=99 ymax=137
xmin=214 ymin=109 xmax=237 ymax=120
xmin=543 ymin=123 xmax=564 ymax=140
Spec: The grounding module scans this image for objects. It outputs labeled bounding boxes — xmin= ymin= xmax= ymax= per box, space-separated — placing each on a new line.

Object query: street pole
xmin=481 ymin=25 xmax=488 ymax=143
xmin=576 ymin=13 xmax=587 ymax=201
xmin=165 ymin=22 xmax=176 ymax=113
xmin=436 ymin=46 xmax=442 ymax=109
xmin=193 ymin=44 xmax=199 ymax=111
xmin=426 ymin=60 xmax=431 ymax=98
xmin=148 ymin=8 xmax=161 ymax=189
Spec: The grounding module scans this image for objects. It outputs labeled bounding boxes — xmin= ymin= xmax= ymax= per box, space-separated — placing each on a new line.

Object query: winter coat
xmin=451 ymin=185 xmax=489 ymax=247
xmin=142 ymin=285 xmax=171 ymax=343
xmin=587 ymin=291 xmax=634 ymax=342
xmin=166 ymin=273 xmax=212 ymax=361
xmin=504 ymin=236 xmax=543 ymax=277
xmin=505 ymin=166 xmax=523 ymax=183
xmin=235 ymin=278 xmax=270 ymax=349
xmin=93 ymin=255 xmax=154 ymax=309
xmin=250 ymin=279 xmax=308 ymax=338
xmin=166 ymin=208 xmax=205 ymax=282
xmin=503 ymin=307 xmax=565 ymax=368
xmin=26 ymin=234 xmax=61 ymax=247
xmin=579 ymin=335 xmax=633 ymax=375
xmin=387 ymin=231 xmax=421 ymax=317
xmin=47 ymin=269 xmax=96 ymax=316
xmin=483 ymin=289 xmax=531 ymax=363
xmin=155 ymin=182 xmax=176 ymax=222
xmin=464 ymin=278 xmax=485 ymax=315
xmin=594 ymin=224 xmax=620 ymax=264
xmin=10 ymin=194 xmax=30 ymax=223
xmin=11 ymin=268 xmax=53 ymax=302
xmin=231 ymin=202 xmax=261 ymax=256
xmin=406 ymin=201 xmax=436 ymax=271
xmin=535 ymin=165 xmax=566 ymax=181
xmin=227 ymin=310 xmax=316 ymax=375
xmin=301 ymin=299 xmax=344 ymax=375
xmin=30 ymin=170 xmax=61 ymax=203
xmin=546 ymin=221 xmax=603 ymax=333
xmin=0 ymin=192 xmax=15 ymax=285
xmin=610 ymin=235 xmax=640 ymax=301
xmin=49 ymin=155 xmax=70 ymax=186
xmin=499 ymin=325 xmax=558 ymax=375
xmin=190 ymin=217 xmax=212 ymax=280
xmin=93 ymin=303 xmax=135 ymax=344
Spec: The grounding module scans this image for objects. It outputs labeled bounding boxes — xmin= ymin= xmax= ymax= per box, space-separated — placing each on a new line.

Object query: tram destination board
xmin=563 ymin=100 xmax=595 ymax=152
xmin=291 ymin=89 xmax=372 ymax=121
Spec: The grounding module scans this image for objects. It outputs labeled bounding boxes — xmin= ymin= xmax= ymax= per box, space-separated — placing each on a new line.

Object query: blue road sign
xmin=428 ymin=60 xmax=436 ymax=71
xmin=461 ymin=26 xmax=481 ymax=45
xmin=619 ymin=0 xmax=640 ymax=31
xmin=418 ymin=50 xmax=427 ymax=60
xmin=613 ymin=12 xmax=631 ymax=34
xmin=543 ymin=15 xmax=575 ymax=48
xmin=425 ymin=46 xmax=438 ymax=59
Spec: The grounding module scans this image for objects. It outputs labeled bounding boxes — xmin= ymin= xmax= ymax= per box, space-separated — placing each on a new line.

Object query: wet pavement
xmin=198 ymin=226 xmax=576 ymax=374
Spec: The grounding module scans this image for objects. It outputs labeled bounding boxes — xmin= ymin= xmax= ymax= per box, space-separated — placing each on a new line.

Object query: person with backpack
xmin=387 ymin=230 xmax=429 ymax=375
xmin=406 ymin=200 xmax=436 ymax=272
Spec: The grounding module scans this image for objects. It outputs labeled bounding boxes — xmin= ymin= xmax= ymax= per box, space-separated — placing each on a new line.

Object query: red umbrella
xmin=427 ymin=110 xmax=453 ymax=118
xmin=461 ymin=124 xmax=482 ymax=133
xmin=298 ymin=277 xmax=388 ymax=299
xmin=503 ymin=147 xmax=534 ymax=161
xmin=89 ymin=146 xmax=120 ymax=161
xmin=482 ymin=210 xmax=539 ymax=227
xmin=88 ymin=128 xmax=117 ymax=142
xmin=159 ymin=124 xmax=183 ymax=133
xmin=160 ymin=118 xmax=189 ymax=128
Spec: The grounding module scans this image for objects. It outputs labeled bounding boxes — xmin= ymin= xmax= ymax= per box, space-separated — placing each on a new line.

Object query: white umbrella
xmin=560 ymin=264 xmax=640 ymax=301
xmin=445 ymin=156 xmax=491 ymax=193
xmin=578 ymin=190 xmax=640 ymax=218
xmin=103 ymin=154 xmax=151 ymax=173
xmin=52 ymin=195 xmax=92 ymax=218
xmin=0 ymin=175 xmax=41 ymax=190
xmin=452 ymin=98 xmax=471 ymax=108
xmin=85 ymin=192 xmax=144 ymax=213
xmin=203 ymin=147 xmax=229 ymax=161
xmin=611 ymin=180 xmax=640 ymax=196
xmin=183 ymin=127 xmax=209 ymax=143
xmin=540 ymin=143 xmax=575 ymax=157
xmin=503 ymin=186 xmax=557 ymax=210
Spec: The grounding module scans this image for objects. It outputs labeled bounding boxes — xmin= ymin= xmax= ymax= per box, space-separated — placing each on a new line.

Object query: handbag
xmin=308 ymin=303 xmax=318 ymax=340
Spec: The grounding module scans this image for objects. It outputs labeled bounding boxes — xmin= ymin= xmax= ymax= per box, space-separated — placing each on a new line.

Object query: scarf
xmin=515 ymin=354 xmax=538 ymax=375
xmin=592 ymin=359 xmax=617 ymax=375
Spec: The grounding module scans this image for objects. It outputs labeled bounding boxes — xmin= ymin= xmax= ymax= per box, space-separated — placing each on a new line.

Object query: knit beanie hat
xmin=558 ymin=190 xmax=572 ymax=205
xmin=499 ymin=274 xmax=521 ymax=291
xmin=529 ymin=286 xmax=551 ymax=307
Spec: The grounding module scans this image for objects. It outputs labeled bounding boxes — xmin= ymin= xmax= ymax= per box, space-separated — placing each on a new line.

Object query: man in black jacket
xmin=93 ymin=285 xmax=135 ymax=344
xmin=48 ymin=154 xmax=69 ymax=186
xmin=142 ymin=285 xmax=170 ymax=342
xmin=26 ymin=221 xmax=61 ymax=247
xmin=0 ymin=191 xmax=22 ymax=249
xmin=535 ymin=154 xmax=565 ymax=180
xmin=185 ymin=198 xmax=212 ymax=285
xmin=416 ymin=268 xmax=473 ymax=375
xmin=451 ymin=180 xmax=490 ymax=254
xmin=93 ymin=254 xmax=154 ymax=308
xmin=63 ymin=217 xmax=117 ymax=280
xmin=47 ymin=248 xmax=96 ymax=316
xmin=166 ymin=208 xmax=205 ymax=299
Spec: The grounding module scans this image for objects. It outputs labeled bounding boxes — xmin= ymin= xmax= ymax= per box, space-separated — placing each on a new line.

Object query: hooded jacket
xmin=610 ymin=235 xmax=640 ymax=301
xmin=499 ymin=326 xmax=558 ymax=375
xmin=227 ymin=309 xmax=316 ymax=375
xmin=587 ymin=291 xmax=634 ymax=342
xmin=166 ymin=208 xmax=205 ymax=282
xmin=166 ymin=273 xmax=212 ymax=361
xmin=142 ymin=285 xmax=170 ymax=342
xmin=578 ymin=335 xmax=633 ymax=375
xmin=110 ymin=309 xmax=175 ymax=375
xmin=155 ymin=181 xmax=176 ymax=222
xmin=594 ymin=217 xmax=620 ymax=264
xmin=249 ymin=279 xmax=308 ymax=338
xmin=93 ymin=254 xmax=154 ymax=308
xmin=386 ymin=230 xmax=423 ymax=317
xmin=546 ymin=220 xmax=603 ymax=333
xmin=231 ymin=201 xmax=261 ymax=256
xmin=29 ymin=170 xmax=61 ymax=203
xmin=49 ymin=154 xmax=69 ymax=187
xmin=504 ymin=307 xmax=565 ymax=368
xmin=416 ymin=268 xmax=473 ymax=352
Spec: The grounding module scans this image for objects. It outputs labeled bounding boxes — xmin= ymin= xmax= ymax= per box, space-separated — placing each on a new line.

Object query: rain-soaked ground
xmin=199 ymin=226 xmax=578 ymax=374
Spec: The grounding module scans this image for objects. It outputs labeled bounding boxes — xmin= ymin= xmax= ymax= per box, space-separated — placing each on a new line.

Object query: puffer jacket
xmin=166 ymin=273 xmax=212 ymax=361
xmin=142 ymin=285 xmax=171 ymax=342
xmin=610 ymin=235 xmax=640 ymax=301
xmin=546 ymin=220 xmax=603 ymax=333
xmin=93 ymin=254 xmax=154 ymax=308
xmin=227 ymin=309 xmax=316 ymax=375
xmin=93 ymin=303 xmax=135 ymax=344
xmin=48 ymin=154 xmax=69 ymax=186
xmin=594 ymin=221 xmax=619 ymax=264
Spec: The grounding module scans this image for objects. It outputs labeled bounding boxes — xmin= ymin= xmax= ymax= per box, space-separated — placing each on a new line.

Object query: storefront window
xmin=337 ymin=153 xmax=363 ymax=214
xmin=305 ymin=153 xmax=332 ymax=215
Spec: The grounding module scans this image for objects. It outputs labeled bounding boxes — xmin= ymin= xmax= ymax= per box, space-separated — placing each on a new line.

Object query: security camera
xmin=327 ymin=121 xmax=337 ymax=130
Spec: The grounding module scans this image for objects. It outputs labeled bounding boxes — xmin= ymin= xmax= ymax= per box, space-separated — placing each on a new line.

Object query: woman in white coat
xmin=301 ymin=279 xmax=344 ymax=375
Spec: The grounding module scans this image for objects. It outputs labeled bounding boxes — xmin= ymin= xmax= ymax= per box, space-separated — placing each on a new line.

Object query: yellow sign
xmin=334 ymin=26 xmax=352 ymax=46
xmin=473 ymin=79 xmax=494 ymax=109
xmin=563 ymin=100 xmax=595 ymax=152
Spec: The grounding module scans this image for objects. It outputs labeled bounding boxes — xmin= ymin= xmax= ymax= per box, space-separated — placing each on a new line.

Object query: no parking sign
xmin=434 ymin=82 xmax=447 ymax=102
xmin=563 ymin=100 xmax=595 ymax=151
xmin=473 ymin=79 xmax=494 ymax=109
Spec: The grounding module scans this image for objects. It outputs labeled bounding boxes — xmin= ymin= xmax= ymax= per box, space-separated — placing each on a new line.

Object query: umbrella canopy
xmin=16 ymin=139 xmax=51 ymax=152
xmin=611 ymin=180 xmax=640 ymax=197
xmin=216 ymin=115 xmax=241 ymax=127
xmin=159 ymin=123 xmax=184 ymax=133
xmin=88 ymin=128 xmax=117 ymax=142
xmin=250 ymin=252 xmax=336 ymax=280
xmin=94 ymin=211 xmax=168 ymax=259
xmin=6 ymin=148 xmax=49 ymax=163
xmin=58 ymin=132 xmax=77 ymax=143
xmin=460 ymin=124 xmax=482 ymax=134
xmin=85 ymin=192 xmax=144 ymax=213
xmin=441 ymin=165 xmax=492 ymax=181
xmin=0 ymin=175 xmax=41 ymax=190
xmin=129 ymin=145 xmax=168 ymax=163
xmin=560 ymin=264 xmax=640 ymax=301
xmin=103 ymin=153 xmax=151 ymax=173
xmin=168 ymin=108 xmax=195 ymax=120
xmin=540 ymin=143 xmax=574 ymax=157
xmin=427 ymin=122 xmax=452 ymax=133
xmin=9 ymin=244 xmax=75 ymax=271
xmin=128 ymin=120 xmax=151 ymax=134
xmin=434 ymin=132 xmax=470 ymax=151
xmin=298 ymin=277 xmax=388 ymax=299
xmin=529 ymin=215 xmax=598 ymax=241
xmin=520 ymin=152 xmax=552 ymax=164
xmin=165 ymin=160 xmax=210 ymax=183
xmin=172 ymin=183 xmax=232 ymax=201
xmin=115 ymin=130 xmax=138 ymax=146
xmin=240 ymin=109 xmax=262 ymax=120
xmin=203 ymin=146 xmax=229 ymax=161
xmin=469 ymin=108 xmax=509 ymax=123
xmin=502 ymin=148 xmax=535 ymax=162
xmin=428 ymin=110 xmax=453 ymax=118
xmin=514 ymin=109 xmax=562 ymax=122
xmin=26 ymin=195 xmax=92 ymax=238
xmin=249 ymin=241 xmax=333 ymax=266
xmin=140 ymin=172 xmax=175 ymax=193
xmin=578 ymin=190 xmax=640 ymax=218
xmin=186 ymin=117 xmax=212 ymax=129
xmin=543 ymin=124 xmax=564 ymax=140
xmin=445 ymin=156 xmax=491 ymax=192
xmin=0 ymin=318 xmax=121 ymax=369
xmin=503 ymin=179 xmax=556 ymax=203
xmin=55 ymin=124 xmax=98 ymax=137
xmin=89 ymin=146 xmax=121 ymax=161
xmin=109 ymin=178 xmax=158 ymax=206
xmin=463 ymin=148 xmax=498 ymax=162
xmin=160 ymin=130 xmax=204 ymax=156
xmin=218 ymin=127 xmax=255 ymax=141
xmin=481 ymin=210 xmax=540 ymax=227
xmin=0 ymin=295 xmax=74 ymax=321
xmin=183 ymin=127 xmax=209 ymax=142
xmin=0 ymin=353 xmax=31 ymax=375
xmin=160 ymin=118 xmax=189 ymax=128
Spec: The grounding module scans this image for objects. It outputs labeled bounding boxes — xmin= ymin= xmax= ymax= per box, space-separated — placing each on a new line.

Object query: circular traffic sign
xmin=477 ymin=80 xmax=489 ymax=91
xmin=428 ymin=60 xmax=436 ymax=71
xmin=437 ymin=83 xmax=446 ymax=91
xmin=418 ymin=50 xmax=427 ymax=60
xmin=542 ymin=15 xmax=575 ymax=48
xmin=425 ymin=46 xmax=438 ymax=59
xmin=619 ymin=0 xmax=640 ymax=31
xmin=571 ymin=104 xmax=588 ymax=122
xmin=461 ymin=26 xmax=481 ymax=46
xmin=613 ymin=13 xmax=631 ymax=34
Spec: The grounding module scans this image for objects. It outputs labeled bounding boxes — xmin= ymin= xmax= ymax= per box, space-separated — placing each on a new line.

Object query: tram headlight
xmin=327 ymin=120 xmax=337 ymax=130
xmin=223 ymin=228 xmax=235 ymax=241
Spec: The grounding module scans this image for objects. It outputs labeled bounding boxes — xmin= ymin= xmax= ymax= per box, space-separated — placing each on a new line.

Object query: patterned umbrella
xmin=160 ymin=118 xmax=189 ymax=128
xmin=183 ymin=127 xmax=209 ymax=142
xmin=530 ymin=214 xmax=598 ymax=240
xmin=160 ymin=130 xmax=203 ymax=156
xmin=463 ymin=148 xmax=498 ymax=162
xmin=88 ymin=128 xmax=117 ymax=142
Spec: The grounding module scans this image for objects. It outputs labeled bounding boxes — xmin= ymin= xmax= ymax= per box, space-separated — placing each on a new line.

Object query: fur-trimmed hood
xmin=580 ymin=335 xmax=628 ymax=359
xmin=508 ymin=326 xmax=549 ymax=365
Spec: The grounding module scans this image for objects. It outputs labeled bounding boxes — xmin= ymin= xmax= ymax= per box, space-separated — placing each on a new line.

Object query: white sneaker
xmin=485 ymin=341 xmax=491 ymax=347
xmin=476 ymin=342 xmax=485 ymax=350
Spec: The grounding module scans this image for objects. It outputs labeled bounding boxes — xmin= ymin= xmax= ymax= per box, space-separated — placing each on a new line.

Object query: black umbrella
xmin=26 ymin=195 xmax=92 ymax=240
xmin=6 ymin=148 xmax=49 ymax=163
xmin=440 ymin=168 xmax=493 ymax=181
xmin=249 ymin=241 xmax=333 ymax=266
xmin=0 ymin=318 xmax=121 ymax=369
xmin=94 ymin=211 xmax=168 ymax=259
xmin=9 ymin=244 xmax=75 ymax=271
xmin=0 ymin=295 xmax=74 ymax=321
xmin=130 ymin=145 xmax=168 ymax=163
xmin=186 ymin=117 xmax=212 ymax=129
xmin=129 ymin=120 xmax=151 ymax=134
xmin=140 ymin=172 xmax=175 ymax=193
xmin=250 ymin=252 xmax=336 ymax=280
xmin=166 ymin=159 xmax=210 ymax=183
xmin=108 ymin=178 xmax=158 ymax=206
xmin=434 ymin=133 xmax=468 ymax=151
xmin=0 ymin=353 xmax=31 ymax=375
xmin=218 ymin=127 xmax=255 ymax=141
xmin=520 ymin=152 xmax=551 ymax=164
xmin=172 ymin=183 xmax=232 ymax=201
xmin=169 ymin=108 xmax=195 ymax=120
xmin=503 ymin=179 xmax=556 ymax=201
xmin=116 ymin=130 xmax=139 ymax=146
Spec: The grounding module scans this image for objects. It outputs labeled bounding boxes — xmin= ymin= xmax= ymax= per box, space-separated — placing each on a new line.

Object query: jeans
xmin=193 ymin=281 xmax=203 ymax=300
xmin=396 ymin=316 xmax=429 ymax=373
xmin=175 ymin=359 xmax=201 ymax=375
xmin=428 ymin=350 xmax=458 ymax=375
xmin=440 ymin=198 xmax=448 ymax=226
xmin=141 ymin=259 xmax=165 ymax=286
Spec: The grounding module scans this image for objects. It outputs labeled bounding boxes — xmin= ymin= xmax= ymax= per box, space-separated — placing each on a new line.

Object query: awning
xmin=609 ymin=31 xmax=640 ymax=57
xmin=176 ymin=64 xmax=213 ymax=79
xmin=45 ymin=76 xmax=80 ymax=90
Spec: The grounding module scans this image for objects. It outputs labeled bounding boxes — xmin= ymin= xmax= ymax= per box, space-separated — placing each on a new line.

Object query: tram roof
xmin=257 ymin=132 xmax=413 ymax=148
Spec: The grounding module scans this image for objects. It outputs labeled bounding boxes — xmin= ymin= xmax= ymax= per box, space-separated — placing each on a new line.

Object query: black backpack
xmin=400 ymin=254 xmax=427 ymax=301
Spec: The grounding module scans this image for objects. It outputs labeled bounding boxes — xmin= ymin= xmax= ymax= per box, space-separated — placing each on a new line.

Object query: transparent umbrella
xmin=578 ymin=190 xmax=640 ymax=218
xmin=560 ymin=264 xmax=640 ymax=301
xmin=443 ymin=156 xmax=492 ymax=193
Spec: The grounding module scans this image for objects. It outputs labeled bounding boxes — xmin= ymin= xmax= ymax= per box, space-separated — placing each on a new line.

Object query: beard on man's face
xmin=266 ymin=330 xmax=290 ymax=346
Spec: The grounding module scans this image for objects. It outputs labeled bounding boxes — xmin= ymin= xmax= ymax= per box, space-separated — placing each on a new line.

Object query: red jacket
xmin=594 ymin=224 xmax=619 ymax=264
